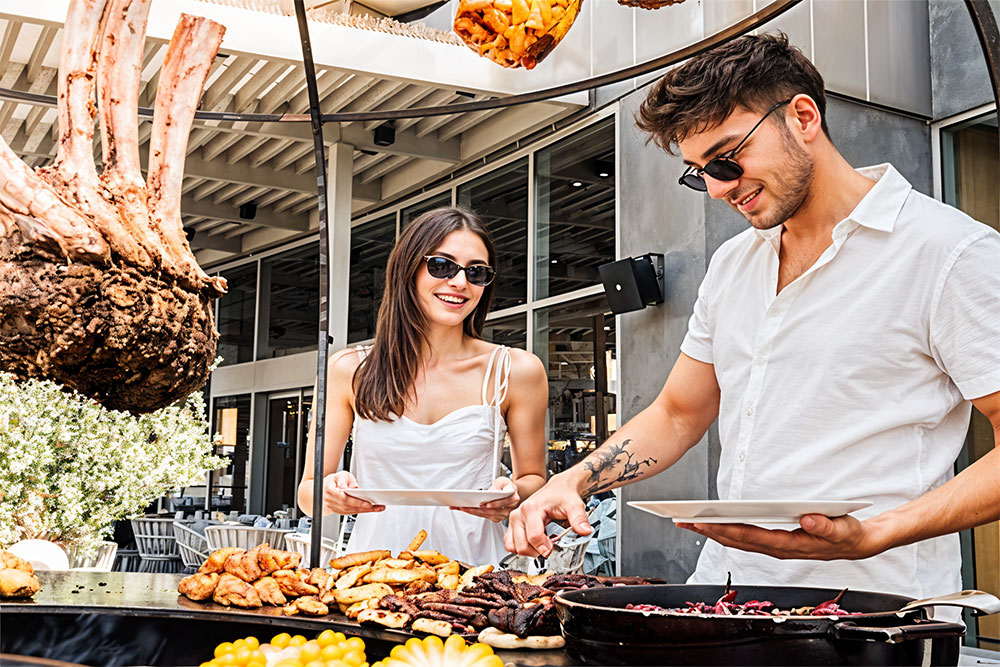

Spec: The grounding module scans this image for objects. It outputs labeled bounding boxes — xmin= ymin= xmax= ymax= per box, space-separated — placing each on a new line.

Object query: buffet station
xmin=5 ymin=540 xmax=1000 ymax=666
xmin=2 ymin=0 xmax=1000 ymax=664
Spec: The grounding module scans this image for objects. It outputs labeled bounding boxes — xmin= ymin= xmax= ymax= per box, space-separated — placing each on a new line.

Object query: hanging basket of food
xmin=454 ymin=0 xmax=583 ymax=70
xmin=617 ymin=0 xmax=687 ymax=7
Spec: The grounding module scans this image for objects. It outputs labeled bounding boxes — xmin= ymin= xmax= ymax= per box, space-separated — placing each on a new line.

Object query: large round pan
xmin=554 ymin=584 xmax=991 ymax=666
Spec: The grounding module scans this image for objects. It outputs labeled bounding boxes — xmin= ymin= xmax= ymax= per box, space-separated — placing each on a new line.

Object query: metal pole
xmin=292 ymin=0 xmax=330 ymax=569
xmin=963 ymin=0 xmax=1000 ymax=226
xmin=964 ymin=0 xmax=1000 ymax=109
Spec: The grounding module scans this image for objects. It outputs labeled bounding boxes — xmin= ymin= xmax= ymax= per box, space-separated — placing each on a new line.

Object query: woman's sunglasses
xmin=678 ymin=99 xmax=793 ymax=192
xmin=424 ymin=255 xmax=496 ymax=286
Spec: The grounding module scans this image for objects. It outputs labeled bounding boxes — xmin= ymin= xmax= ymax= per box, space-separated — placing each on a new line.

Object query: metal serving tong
xmin=895 ymin=589 xmax=1000 ymax=616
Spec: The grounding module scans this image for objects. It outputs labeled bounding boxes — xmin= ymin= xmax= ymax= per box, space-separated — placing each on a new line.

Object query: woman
xmin=298 ymin=207 xmax=548 ymax=565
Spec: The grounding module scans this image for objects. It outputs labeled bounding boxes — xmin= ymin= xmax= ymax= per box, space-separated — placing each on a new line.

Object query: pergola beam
xmin=181 ymin=195 xmax=310 ymax=232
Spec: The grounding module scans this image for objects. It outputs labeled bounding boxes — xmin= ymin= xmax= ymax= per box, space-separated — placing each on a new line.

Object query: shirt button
xmin=755 ymin=357 xmax=764 ymax=366
xmin=739 ymin=454 xmax=746 ymax=462
xmin=745 ymin=408 xmax=753 ymax=416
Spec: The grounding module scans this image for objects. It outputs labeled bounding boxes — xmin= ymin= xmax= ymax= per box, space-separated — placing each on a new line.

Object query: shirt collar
xmin=848 ymin=163 xmax=911 ymax=232
xmin=751 ymin=163 xmax=912 ymax=247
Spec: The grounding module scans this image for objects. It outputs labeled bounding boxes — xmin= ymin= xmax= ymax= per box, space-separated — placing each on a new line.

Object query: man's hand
xmin=677 ymin=513 xmax=887 ymax=561
xmin=504 ymin=472 xmax=592 ymax=557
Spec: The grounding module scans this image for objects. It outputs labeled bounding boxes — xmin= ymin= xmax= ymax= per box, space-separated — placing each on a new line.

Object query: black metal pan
xmin=554 ymin=584 xmax=1000 ymax=666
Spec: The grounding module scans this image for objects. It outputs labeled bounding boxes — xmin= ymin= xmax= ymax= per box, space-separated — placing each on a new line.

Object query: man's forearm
xmin=872 ymin=444 xmax=1000 ymax=553
xmin=561 ymin=402 xmax=704 ymax=500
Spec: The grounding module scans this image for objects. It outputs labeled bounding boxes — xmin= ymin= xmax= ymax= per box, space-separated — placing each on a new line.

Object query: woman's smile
xmin=435 ymin=292 xmax=470 ymax=308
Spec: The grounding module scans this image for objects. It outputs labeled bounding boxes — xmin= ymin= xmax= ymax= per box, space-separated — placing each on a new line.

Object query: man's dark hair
xmin=635 ymin=32 xmax=829 ymax=155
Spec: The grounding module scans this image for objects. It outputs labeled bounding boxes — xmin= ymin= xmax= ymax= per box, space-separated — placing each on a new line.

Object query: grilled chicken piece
xmin=0 ymin=550 xmax=34 ymax=573
xmin=403 ymin=580 xmax=432 ymax=595
xmin=255 ymin=544 xmax=278 ymax=575
xmin=290 ymin=595 xmax=329 ymax=616
xmin=178 ymin=572 xmax=219 ymax=601
xmin=198 ymin=547 xmax=242 ymax=575
xmin=271 ymin=549 xmax=302 ymax=571
xmin=273 ymin=569 xmax=319 ymax=598
xmin=224 ymin=549 xmax=262 ymax=583
xmin=305 ymin=567 xmax=333 ymax=590
xmin=212 ymin=573 xmax=262 ymax=608
xmin=252 ymin=576 xmax=287 ymax=606
xmin=254 ymin=544 xmax=301 ymax=575
xmin=0 ymin=568 xmax=40 ymax=598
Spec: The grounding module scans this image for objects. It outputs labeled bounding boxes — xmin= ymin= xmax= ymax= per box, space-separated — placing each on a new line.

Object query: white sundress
xmin=341 ymin=345 xmax=511 ymax=566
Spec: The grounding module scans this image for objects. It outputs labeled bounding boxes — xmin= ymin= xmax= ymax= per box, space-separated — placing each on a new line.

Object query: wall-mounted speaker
xmin=598 ymin=253 xmax=665 ymax=315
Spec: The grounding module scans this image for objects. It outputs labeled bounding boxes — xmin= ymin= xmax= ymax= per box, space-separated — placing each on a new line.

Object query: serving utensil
xmin=895 ymin=589 xmax=1000 ymax=616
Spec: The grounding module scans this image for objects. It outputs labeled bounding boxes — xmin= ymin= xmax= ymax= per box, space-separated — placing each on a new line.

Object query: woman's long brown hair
xmin=352 ymin=206 xmax=497 ymax=422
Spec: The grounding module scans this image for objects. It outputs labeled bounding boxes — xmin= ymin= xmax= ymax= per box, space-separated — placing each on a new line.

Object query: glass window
xmin=482 ymin=313 xmax=527 ymax=350
xmin=348 ymin=214 xmax=396 ymax=343
xmin=211 ymin=394 xmax=251 ymax=514
xmin=401 ymin=192 xmax=451 ymax=228
xmin=942 ymin=113 xmax=999 ymax=232
xmin=941 ymin=112 xmax=999 ymax=649
xmin=264 ymin=391 xmax=312 ymax=516
xmin=260 ymin=244 xmax=319 ymax=359
xmin=533 ymin=294 xmax=616 ymax=478
xmin=216 ymin=263 xmax=257 ymax=366
xmin=458 ymin=158 xmax=529 ymax=311
xmin=534 ymin=119 xmax=616 ymax=300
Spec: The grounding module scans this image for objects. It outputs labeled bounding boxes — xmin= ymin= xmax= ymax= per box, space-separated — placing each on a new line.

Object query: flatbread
xmin=477 ymin=626 xmax=565 ymax=650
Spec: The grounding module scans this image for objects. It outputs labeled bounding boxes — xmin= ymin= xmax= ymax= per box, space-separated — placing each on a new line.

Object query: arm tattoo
xmin=581 ymin=439 xmax=656 ymax=499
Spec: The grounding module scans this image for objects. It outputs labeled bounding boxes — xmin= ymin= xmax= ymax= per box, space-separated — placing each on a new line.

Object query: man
xmin=505 ymin=33 xmax=1000 ymax=602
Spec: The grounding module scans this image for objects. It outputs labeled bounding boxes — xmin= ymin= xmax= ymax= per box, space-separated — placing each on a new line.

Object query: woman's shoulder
xmin=327 ymin=346 xmax=366 ymax=380
xmin=494 ymin=345 xmax=546 ymax=384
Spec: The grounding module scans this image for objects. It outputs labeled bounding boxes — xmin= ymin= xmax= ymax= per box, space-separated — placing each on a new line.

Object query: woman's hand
xmin=322 ymin=471 xmax=385 ymax=515
xmin=451 ymin=476 xmax=520 ymax=523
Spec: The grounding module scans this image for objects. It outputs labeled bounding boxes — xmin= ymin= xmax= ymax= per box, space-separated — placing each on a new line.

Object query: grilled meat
xmin=178 ymin=572 xmax=219 ymax=601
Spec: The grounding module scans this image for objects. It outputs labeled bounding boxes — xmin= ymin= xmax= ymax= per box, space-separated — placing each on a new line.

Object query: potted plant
xmin=0 ymin=371 xmax=228 ymax=565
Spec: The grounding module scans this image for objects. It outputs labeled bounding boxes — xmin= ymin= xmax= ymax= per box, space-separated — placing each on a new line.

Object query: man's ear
xmin=788 ymin=94 xmax=823 ymax=143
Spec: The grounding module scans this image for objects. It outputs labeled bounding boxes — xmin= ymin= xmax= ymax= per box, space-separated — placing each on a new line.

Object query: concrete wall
xmin=928 ymin=0 xmax=997 ymax=120
xmin=615 ymin=87 xmax=931 ymax=581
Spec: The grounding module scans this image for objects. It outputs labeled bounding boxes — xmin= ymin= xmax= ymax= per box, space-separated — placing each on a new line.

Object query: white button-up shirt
xmin=681 ymin=164 xmax=1000 ymax=600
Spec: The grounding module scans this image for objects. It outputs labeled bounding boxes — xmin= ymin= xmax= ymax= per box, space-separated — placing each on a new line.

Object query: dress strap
xmin=481 ymin=345 xmax=511 ymax=407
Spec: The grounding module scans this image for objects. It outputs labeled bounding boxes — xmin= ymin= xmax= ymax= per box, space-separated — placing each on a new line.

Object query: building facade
xmin=199 ymin=0 xmax=997 ymax=647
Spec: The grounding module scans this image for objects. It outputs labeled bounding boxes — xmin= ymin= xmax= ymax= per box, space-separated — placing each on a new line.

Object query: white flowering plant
xmin=0 ymin=371 xmax=229 ymax=556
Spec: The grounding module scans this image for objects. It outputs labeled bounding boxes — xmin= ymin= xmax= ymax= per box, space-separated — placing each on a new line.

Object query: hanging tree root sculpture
xmin=0 ymin=0 xmax=227 ymax=413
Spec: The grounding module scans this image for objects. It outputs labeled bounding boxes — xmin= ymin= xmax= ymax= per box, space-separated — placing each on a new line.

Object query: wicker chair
xmin=172 ymin=522 xmax=209 ymax=572
xmin=131 ymin=517 xmax=183 ymax=573
xmin=283 ymin=532 xmax=338 ymax=569
xmin=204 ymin=525 xmax=290 ymax=552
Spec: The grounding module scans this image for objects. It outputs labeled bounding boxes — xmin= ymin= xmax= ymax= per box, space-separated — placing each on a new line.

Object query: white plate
xmin=627 ymin=500 xmax=873 ymax=525
xmin=343 ymin=488 xmax=514 ymax=507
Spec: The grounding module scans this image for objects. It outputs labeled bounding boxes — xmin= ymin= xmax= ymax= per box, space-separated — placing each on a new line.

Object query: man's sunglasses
xmin=424 ymin=255 xmax=496 ymax=286
xmin=678 ymin=99 xmax=793 ymax=192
